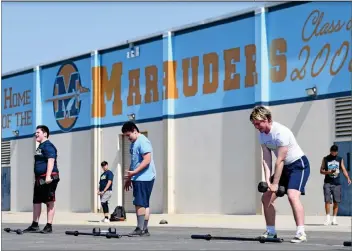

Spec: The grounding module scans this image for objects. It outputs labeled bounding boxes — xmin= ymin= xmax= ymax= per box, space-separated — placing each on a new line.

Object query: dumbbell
xmin=39 ymin=175 xmax=60 ymax=185
xmin=92 ymin=227 xmax=117 ymax=235
xmin=258 ymin=182 xmax=285 ymax=197
xmin=4 ymin=228 xmax=23 ymax=235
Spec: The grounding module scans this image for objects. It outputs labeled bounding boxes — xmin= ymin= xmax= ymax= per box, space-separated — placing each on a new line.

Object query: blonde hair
xmin=249 ymin=106 xmax=272 ymax=122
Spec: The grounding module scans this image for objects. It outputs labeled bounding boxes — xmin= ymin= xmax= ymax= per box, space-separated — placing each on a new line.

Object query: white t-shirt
xmin=259 ymin=121 xmax=304 ymax=165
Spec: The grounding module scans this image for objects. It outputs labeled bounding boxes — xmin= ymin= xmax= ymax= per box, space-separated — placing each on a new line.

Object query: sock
xmin=143 ymin=220 xmax=149 ymax=230
xmin=326 ymin=214 xmax=331 ymax=221
xmin=296 ymin=225 xmax=305 ymax=235
xmin=32 ymin=221 xmax=38 ymax=227
xmin=137 ymin=215 xmax=145 ymax=230
xmin=266 ymin=226 xmax=276 ymax=234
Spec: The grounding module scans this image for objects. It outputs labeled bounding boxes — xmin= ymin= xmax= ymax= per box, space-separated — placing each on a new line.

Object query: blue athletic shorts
xmin=271 ymin=155 xmax=310 ymax=195
xmin=132 ymin=179 xmax=155 ymax=208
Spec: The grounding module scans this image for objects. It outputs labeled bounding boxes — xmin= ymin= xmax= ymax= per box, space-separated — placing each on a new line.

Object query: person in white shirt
xmin=250 ymin=106 xmax=310 ymax=243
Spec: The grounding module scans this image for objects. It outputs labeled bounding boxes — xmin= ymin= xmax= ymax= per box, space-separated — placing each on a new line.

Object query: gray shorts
xmin=323 ymin=183 xmax=341 ymax=203
xmin=100 ymin=190 xmax=112 ymax=203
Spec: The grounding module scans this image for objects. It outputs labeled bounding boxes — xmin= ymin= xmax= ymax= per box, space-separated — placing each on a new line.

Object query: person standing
xmin=122 ymin=121 xmax=156 ymax=237
xmin=320 ymin=145 xmax=351 ymax=225
xmin=24 ymin=125 xmax=60 ymax=234
xmin=98 ymin=161 xmax=114 ymax=223
xmin=250 ymin=106 xmax=310 ymax=243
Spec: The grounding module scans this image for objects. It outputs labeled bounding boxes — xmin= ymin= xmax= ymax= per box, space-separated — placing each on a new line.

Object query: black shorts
xmin=132 ymin=179 xmax=154 ymax=208
xmin=33 ymin=178 xmax=59 ymax=204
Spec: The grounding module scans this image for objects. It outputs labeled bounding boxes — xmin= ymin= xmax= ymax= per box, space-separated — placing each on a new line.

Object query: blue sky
xmin=1 ymin=1 xmax=267 ymax=74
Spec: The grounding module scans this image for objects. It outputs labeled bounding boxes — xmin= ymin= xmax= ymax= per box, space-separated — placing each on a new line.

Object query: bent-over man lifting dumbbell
xmin=250 ymin=106 xmax=310 ymax=244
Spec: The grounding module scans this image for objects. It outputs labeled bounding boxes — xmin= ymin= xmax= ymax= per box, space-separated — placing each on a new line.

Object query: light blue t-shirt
xmin=129 ymin=134 xmax=156 ymax=181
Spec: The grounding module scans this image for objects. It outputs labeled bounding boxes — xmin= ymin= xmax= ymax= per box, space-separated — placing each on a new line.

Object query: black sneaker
xmin=128 ymin=227 xmax=143 ymax=237
xmin=142 ymin=229 xmax=150 ymax=237
xmin=23 ymin=225 xmax=40 ymax=233
xmin=40 ymin=224 xmax=52 ymax=234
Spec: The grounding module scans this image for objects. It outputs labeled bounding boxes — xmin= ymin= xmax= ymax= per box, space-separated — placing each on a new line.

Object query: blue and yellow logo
xmin=45 ymin=62 xmax=90 ymax=132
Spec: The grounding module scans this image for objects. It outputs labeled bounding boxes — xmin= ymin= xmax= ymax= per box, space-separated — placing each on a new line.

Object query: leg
xmin=143 ymin=179 xmax=154 ymax=233
xmin=323 ymin=183 xmax=332 ymax=225
xmin=100 ymin=191 xmax=112 ymax=222
xmin=332 ymin=185 xmax=341 ymax=225
xmin=46 ymin=201 xmax=55 ymax=224
xmin=129 ymin=181 xmax=146 ymax=236
xmin=24 ymin=183 xmax=42 ymax=232
xmin=41 ymin=181 xmax=58 ymax=233
xmin=260 ymin=191 xmax=279 ymax=238
xmin=287 ymin=158 xmax=310 ymax=243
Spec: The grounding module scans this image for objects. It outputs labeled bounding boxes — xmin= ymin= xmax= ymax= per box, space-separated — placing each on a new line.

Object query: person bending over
xmin=250 ymin=106 xmax=310 ymax=243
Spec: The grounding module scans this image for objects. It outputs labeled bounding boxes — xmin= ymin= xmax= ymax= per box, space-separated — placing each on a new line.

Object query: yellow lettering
xmin=182 ymin=57 xmax=199 ymax=97
xmin=127 ymin=69 xmax=142 ymax=106
xmin=245 ymin=44 xmax=258 ymax=87
xmin=223 ymin=48 xmax=240 ymax=91
xmin=145 ymin=65 xmax=159 ymax=103
xmin=203 ymin=52 xmax=219 ymax=94
xmin=91 ymin=63 xmax=123 ymax=118
xmin=163 ymin=61 xmax=178 ymax=99
xmin=270 ymin=38 xmax=287 ymax=83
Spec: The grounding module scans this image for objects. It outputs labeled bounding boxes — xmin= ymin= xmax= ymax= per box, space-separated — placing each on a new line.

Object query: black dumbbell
xmin=92 ymin=227 xmax=117 ymax=235
xmin=4 ymin=228 xmax=23 ymax=235
xmin=258 ymin=182 xmax=285 ymax=197
xmin=39 ymin=175 xmax=60 ymax=185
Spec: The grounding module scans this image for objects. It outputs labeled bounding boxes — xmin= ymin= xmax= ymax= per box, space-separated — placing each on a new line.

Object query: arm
xmin=102 ymin=180 xmax=112 ymax=193
xmin=272 ymin=146 xmax=288 ymax=184
xmin=45 ymin=145 xmax=57 ymax=178
xmin=340 ymin=159 xmax=351 ymax=184
xmin=132 ymin=153 xmax=151 ymax=175
xmin=261 ymin=144 xmax=272 ymax=184
xmin=320 ymin=158 xmax=333 ymax=175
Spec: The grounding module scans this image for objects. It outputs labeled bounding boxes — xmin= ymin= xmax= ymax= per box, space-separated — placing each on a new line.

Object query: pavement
xmin=1 ymin=212 xmax=352 ymax=250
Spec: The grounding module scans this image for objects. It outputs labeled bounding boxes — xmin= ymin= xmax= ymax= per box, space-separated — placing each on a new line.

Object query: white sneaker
xmin=290 ymin=232 xmax=307 ymax=243
xmin=324 ymin=219 xmax=331 ymax=226
xmin=101 ymin=218 xmax=110 ymax=223
xmin=332 ymin=220 xmax=338 ymax=225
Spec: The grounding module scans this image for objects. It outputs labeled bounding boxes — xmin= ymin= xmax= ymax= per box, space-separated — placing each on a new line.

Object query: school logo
xmin=45 ymin=62 xmax=90 ymax=132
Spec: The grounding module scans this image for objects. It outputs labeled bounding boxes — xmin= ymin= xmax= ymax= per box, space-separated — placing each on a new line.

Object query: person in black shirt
xmin=98 ymin=161 xmax=114 ymax=222
xmin=320 ymin=145 xmax=351 ymax=226
xmin=24 ymin=125 xmax=60 ymax=234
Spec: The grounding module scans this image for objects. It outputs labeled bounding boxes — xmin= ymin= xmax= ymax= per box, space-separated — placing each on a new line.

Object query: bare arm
xmin=340 ymin=159 xmax=351 ymax=183
xmin=272 ymin=146 xmax=288 ymax=185
xmin=261 ymin=144 xmax=272 ymax=184
xmin=320 ymin=158 xmax=334 ymax=175
xmin=133 ymin=153 xmax=151 ymax=175
xmin=46 ymin=158 xmax=55 ymax=177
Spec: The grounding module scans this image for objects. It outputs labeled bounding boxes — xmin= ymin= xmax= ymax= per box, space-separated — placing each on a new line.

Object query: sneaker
xmin=259 ymin=231 xmax=277 ymax=239
xmin=40 ymin=224 xmax=52 ymax=234
xmin=290 ymin=232 xmax=307 ymax=243
xmin=128 ymin=227 xmax=143 ymax=237
xmin=142 ymin=229 xmax=150 ymax=237
xmin=23 ymin=225 xmax=40 ymax=233
xmin=324 ymin=219 xmax=331 ymax=226
xmin=332 ymin=220 xmax=338 ymax=226
xmin=101 ymin=218 xmax=110 ymax=223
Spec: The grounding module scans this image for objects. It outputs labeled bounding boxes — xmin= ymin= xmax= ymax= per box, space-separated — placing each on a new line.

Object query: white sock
xmin=296 ymin=225 xmax=305 ymax=235
xmin=266 ymin=226 xmax=276 ymax=234
xmin=326 ymin=214 xmax=330 ymax=221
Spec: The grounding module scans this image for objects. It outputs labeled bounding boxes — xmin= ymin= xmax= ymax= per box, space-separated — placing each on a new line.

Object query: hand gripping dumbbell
xmin=258 ymin=181 xmax=285 ymax=197
xmin=92 ymin=227 xmax=117 ymax=235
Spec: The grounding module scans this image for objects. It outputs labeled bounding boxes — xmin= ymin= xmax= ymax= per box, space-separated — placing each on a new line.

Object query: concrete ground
xmin=2 ymin=223 xmax=352 ymax=250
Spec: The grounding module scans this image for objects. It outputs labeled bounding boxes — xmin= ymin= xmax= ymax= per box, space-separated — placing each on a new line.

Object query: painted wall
xmin=1 ymin=2 xmax=351 ymax=214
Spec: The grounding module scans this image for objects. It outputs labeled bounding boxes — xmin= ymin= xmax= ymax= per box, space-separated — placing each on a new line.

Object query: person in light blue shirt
xmin=122 ymin=121 xmax=156 ymax=237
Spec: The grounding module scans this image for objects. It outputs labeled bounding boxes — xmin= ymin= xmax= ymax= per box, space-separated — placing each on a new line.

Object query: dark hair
xmin=330 ymin=145 xmax=338 ymax=152
xmin=36 ymin=125 xmax=50 ymax=138
xmin=121 ymin=121 xmax=139 ymax=133
xmin=101 ymin=161 xmax=108 ymax=167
